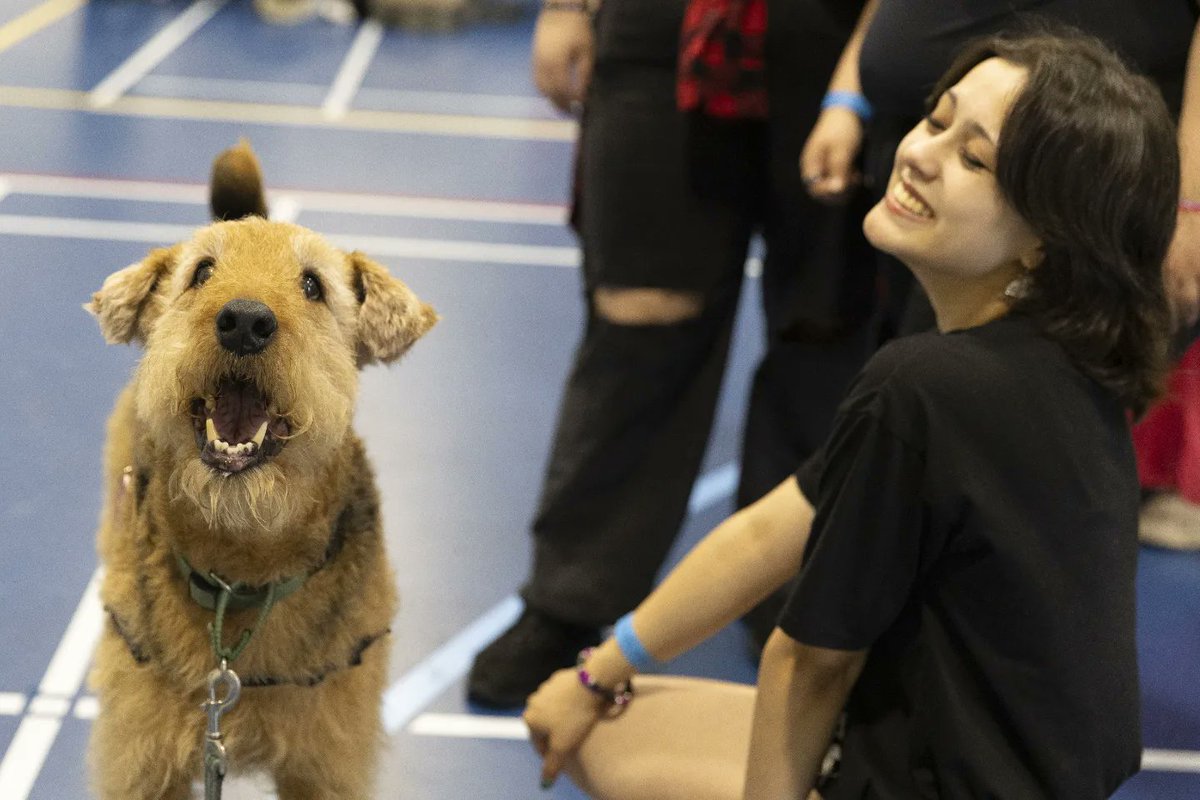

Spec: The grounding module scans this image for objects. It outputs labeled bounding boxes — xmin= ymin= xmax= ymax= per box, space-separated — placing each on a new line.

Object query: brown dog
xmin=86 ymin=143 xmax=436 ymax=799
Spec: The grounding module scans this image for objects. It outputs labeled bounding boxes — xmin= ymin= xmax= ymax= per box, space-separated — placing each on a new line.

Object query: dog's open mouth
xmin=190 ymin=378 xmax=290 ymax=474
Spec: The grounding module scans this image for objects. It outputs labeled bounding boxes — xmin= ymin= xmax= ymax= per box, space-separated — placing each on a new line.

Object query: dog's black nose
xmin=215 ymin=299 xmax=277 ymax=356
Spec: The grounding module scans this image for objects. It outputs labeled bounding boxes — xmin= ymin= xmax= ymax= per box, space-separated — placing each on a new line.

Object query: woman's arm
xmin=743 ymin=630 xmax=867 ymax=799
xmin=525 ymin=476 xmax=815 ymax=785
xmin=531 ymin=0 xmax=596 ymax=113
xmin=799 ymin=0 xmax=880 ymax=203
xmin=584 ymin=476 xmax=815 ymax=687
xmin=1166 ymin=18 xmax=1200 ymax=327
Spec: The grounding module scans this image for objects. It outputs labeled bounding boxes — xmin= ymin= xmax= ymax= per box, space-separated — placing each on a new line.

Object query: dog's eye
xmin=191 ymin=258 xmax=215 ymax=288
xmin=301 ymin=272 xmax=323 ymax=302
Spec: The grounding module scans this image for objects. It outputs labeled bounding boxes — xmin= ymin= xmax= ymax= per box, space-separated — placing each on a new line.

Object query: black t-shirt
xmin=860 ymin=0 xmax=1197 ymax=120
xmin=780 ymin=314 xmax=1142 ymax=799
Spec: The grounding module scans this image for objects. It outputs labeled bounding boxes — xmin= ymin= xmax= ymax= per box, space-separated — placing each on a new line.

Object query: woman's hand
xmin=1165 ymin=211 xmax=1200 ymax=329
xmin=799 ymin=106 xmax=865 ymax=204
xmin=531 ymin=8 xmax=594 ymax=114
xmin=523 ymin=667 xmax=606 ymax=788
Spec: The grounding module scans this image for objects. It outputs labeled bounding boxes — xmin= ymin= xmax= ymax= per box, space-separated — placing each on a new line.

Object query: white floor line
xmin=3 ymin=173 xmax=206 ymax=204
xmin=0 ymin=568 xmax=104 ymax=800
xmin=353 ymin=86 xmax=552 ymax=117
xmin=382 ymin=595 xmax=523 ymax=734
xmin=404 ymin=712 xmax=1200 ymax=778
xmin=26 ymin=690 xmax=1200 ymax=776
xmin=87 ymin=0 xmax=229 ymax=108
xmin=322 ymin=19 xmax=384 ymax=120
xmin=688 ymin=461 xmax=739 ymax=515
xmin=72 ymin=695 xmax=99 ymax=721
xmin=409 ymin=712 xmax=528 ymax=740
xmin=0 ymin=0 xmax=88 ymax=55
xmin=3 ymin=84 xmax=579 ymax=141
xmin=280 ymin=189 xmax=565 ymax=225
xmin=0 ymin=717 xmax=62 ymax=800
xmin=0 ymin=214 xmax=200 ymax=245
xmin=130 ymin=74 xmax=554 ymax=117
xmin=1 ymin=172 xmax=568 ymax=224
xmin=0 ymin=693 xmax=26 ymax=716
xmin=269 ymin=195 xmax=302 ymax=224
xmin=0 ymin=213 xmax=580 ymax=267
xmin=1143 ymin=748 xmax=1200 ymax=773
xmin=323 ymin=231 xmax=578 ymax=267
xmin=62 ymin=73 xmax=551 ymax=116
xmin=37 ymin=569 xmax=105 ymax=697
xmin=0 ymin=177 xmax=11 ymax=203
xmin=138 ymin=73 xmax=329 ymax=97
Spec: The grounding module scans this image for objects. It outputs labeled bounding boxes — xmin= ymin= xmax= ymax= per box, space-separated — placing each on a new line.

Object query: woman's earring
xmin=1004 ymin=274 xmax=1032 ymax=300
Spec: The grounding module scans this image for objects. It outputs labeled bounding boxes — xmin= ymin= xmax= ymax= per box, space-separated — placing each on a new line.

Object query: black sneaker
xmin=466 ymin=607 xmax=602 ymax=710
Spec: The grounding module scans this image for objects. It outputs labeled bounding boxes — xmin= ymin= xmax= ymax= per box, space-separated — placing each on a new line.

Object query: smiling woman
xmin=864 ymin=57 xmax=1044 ymax=328
xmin=522 ymin=30 xmax=1180 ymax=800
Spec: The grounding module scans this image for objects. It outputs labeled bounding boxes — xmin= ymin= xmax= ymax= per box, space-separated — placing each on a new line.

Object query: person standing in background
xmin=469 ymin=0 xmax=878 ymax=708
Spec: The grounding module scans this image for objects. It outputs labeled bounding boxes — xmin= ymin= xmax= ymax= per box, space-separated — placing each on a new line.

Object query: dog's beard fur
xmin=172 ymin=455 xmax=294 ymax=531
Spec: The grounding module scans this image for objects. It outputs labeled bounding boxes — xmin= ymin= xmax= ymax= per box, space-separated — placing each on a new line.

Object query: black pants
xmin=521 ymin=0 xmax=875 ymax=626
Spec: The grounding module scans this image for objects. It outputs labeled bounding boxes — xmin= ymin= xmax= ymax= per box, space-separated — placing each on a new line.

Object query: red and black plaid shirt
xmin=677 ymin=0 xmax=768 ymax=119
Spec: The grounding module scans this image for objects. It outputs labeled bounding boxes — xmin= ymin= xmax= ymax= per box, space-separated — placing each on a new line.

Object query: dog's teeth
xmin=252 ymin=421 xmax=268 ymax=447
xmin=205 ymin=419 xmax=218 ymax=444
xmin=204 ymin=397 xmax=215 ymax=413
xmin=214 ymin=440 xmax=229 ymax=453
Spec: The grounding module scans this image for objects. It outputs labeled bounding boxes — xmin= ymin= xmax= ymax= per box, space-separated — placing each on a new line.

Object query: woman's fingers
xmin=800 ymin=107 xmax=864 ymax=204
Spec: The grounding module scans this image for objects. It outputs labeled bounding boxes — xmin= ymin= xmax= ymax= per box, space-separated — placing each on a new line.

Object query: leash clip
xmin=202 ymin=659 xmax=241 ymax=800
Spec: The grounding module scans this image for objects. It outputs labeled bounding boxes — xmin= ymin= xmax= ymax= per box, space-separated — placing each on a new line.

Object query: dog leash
xmin=200 ymin=571 xmax=281 ymax=800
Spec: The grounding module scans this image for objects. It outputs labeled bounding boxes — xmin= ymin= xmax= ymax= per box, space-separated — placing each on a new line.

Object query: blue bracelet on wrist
xmin=613 ymin=612 xmax=656 ymax=671
xmin=821 ymin=90 xmax=873 ymax=122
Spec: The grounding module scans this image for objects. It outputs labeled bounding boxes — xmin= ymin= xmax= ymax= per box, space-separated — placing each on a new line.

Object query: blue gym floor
xmin=0 ymin=1 xmax=1197 ymax=797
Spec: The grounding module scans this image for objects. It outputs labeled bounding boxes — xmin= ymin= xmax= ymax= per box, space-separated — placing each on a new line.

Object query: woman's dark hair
xmin=930 ymin=30 xmax=1179 ymax=416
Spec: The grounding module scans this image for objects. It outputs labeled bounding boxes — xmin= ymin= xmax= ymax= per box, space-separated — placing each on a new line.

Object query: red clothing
xmin=677 ymin=0 xmax=768 ymax=118
xmin=1133 ymin=339 xmax=1200 ymax=502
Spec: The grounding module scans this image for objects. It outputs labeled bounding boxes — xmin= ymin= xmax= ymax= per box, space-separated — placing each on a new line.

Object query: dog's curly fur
xmin=86 ymin=142 xmax=436 ymax=799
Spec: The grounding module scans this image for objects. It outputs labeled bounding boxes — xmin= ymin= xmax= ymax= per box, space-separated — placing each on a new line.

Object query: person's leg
xmin=468 ymin=0 xmax=758 ymax=708
xmin=738 ymin=0 xmax=876 ymax=649
xmin=565 ymin=676 xmax=755 ymax=800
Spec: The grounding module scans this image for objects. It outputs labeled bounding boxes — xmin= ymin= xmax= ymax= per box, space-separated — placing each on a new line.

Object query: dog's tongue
xmin=213 ymin=379 xmax=269 ymax=443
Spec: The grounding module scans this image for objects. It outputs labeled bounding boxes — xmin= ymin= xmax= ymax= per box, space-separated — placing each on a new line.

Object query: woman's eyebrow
xmin=945 ymin=89 xmax=997 ymax=146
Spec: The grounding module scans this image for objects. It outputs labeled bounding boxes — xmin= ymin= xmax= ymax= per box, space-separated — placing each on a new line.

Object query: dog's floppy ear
xmin=349 ymin=252 xmax=438 ymax=366
xmin=85 ymin=246 xmax=178 ymax=345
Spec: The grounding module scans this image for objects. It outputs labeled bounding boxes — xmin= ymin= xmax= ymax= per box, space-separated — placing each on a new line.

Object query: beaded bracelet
xmin=1180 ymin=199 xmax=1200 ymax=214
xmin=576 ymin=648 xmax=634 ymax=709
xmin=821 ymin=90 xmax=873 ymax=123
xmin=543 ymin=0 xmax=588 ymax=11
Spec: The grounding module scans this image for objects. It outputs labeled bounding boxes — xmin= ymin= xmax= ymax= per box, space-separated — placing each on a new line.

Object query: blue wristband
xmin=821 ymin=90 xmax=873 ymax=122
xmin=614 ymin=612 xmax=656 ymax=671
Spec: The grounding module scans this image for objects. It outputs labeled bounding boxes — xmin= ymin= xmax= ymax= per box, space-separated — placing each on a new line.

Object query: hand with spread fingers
xmin=532 ymin=4 xmax=595 ymax=114
xmin=1165 ymin=210 xmax=1200 ymax=329
xmin=799 ymin=105 xmax=864 ymax=204
xmin=523 ymin=667 xmax=607 ymax=789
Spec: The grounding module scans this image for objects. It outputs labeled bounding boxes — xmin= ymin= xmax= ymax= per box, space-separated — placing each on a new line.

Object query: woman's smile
xmin=885 ymin=179 xmax=935 ymax=220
